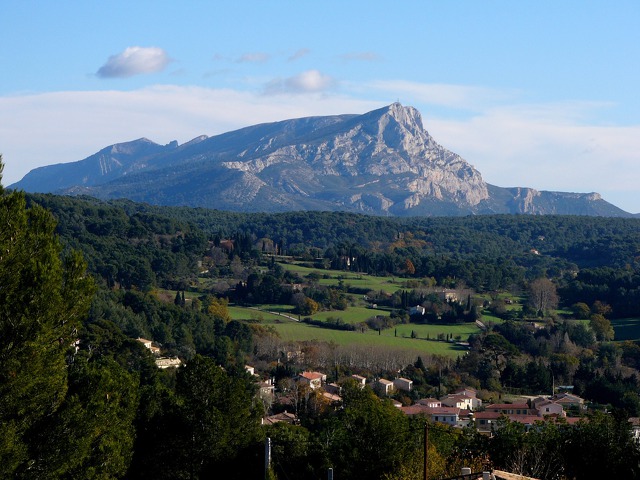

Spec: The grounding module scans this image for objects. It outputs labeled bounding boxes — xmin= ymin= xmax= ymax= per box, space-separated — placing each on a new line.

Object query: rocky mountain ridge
xmin=10 ymin=103 xmax=631 ymax=217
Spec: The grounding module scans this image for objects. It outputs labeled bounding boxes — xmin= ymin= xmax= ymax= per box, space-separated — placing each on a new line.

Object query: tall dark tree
xmin=0 ymin=157 xmax=95 ymax=476
xmin=175 ymin=355 xmax=262 ymax=478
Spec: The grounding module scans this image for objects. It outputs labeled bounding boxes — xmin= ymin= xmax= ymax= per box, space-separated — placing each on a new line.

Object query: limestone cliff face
xmin=10 ymin=104 xmax=630 ymax=217
xmin=219 ymin=103 xmax=489 ymax=212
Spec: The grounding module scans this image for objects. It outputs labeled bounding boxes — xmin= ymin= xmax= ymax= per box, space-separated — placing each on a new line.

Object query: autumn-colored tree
xmin=592 ymin=300 xmax=612 ymax=316
xmin=208 ymin=296 xmax=231 ymax=323
xmin=404 ymin=258 xmax=416 ymax=276
xmin=590 ymin=313 xmax=615 ymax=341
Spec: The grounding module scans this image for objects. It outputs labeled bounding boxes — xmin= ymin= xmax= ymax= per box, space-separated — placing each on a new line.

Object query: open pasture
xmin=611 ymin=318 xmax=640 ymax=341
xmin=279 ymin=262 xmax=405 ymax=294
xmin=229 ymin=304 xmax=476 ymax=357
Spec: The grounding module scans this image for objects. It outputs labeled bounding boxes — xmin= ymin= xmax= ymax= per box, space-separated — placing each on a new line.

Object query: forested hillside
xmin=31 ymin=193 xmax=640 ymax=317
xmin=4 ymin=184 xmax=640 ymax=479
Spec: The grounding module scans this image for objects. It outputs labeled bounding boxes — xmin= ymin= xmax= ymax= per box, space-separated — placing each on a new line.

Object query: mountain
xmin=10 ymin=103 xmax=631 ymax=217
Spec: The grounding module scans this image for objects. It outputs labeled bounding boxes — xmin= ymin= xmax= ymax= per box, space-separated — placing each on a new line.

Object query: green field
xmin=311 ymin=306 xmax=389 ymax=324
xmin=279 ymin=263 xmax=405 ymax=294
xmin=228 ymin=304 xmax=477 ymax=357
xmin=611 ymin=318 xmax=640 ymax=341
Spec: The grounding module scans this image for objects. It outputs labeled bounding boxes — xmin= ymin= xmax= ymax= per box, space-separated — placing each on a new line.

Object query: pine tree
xmin=0 ymin=156 xmax=96 ymax=476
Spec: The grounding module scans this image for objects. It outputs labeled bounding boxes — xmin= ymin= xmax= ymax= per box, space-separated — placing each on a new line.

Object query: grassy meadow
xmin=229 ymin=302 xmax=476 ymax=358
xmin=611 ymin=318 xmax=640 ymax=341
xmin=279 ymin=262 xmax=406 ymax=294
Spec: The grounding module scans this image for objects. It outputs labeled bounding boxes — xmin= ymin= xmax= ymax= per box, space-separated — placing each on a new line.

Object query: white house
xmin=297 ymin=371 xmax=326 ymax=390
xmin=377 ymin=378 xmax=394 ymax=395
xmin=417 ymin=398 xmax=441 ymax=408
xmin=351 ymin=374 xmax=367 ymax=388
xmin=535 ymin=400 xmax=565 ymax=417
xmin=155 ymin=357 xmax=182 ymax=369
xmin=441 ymin=394 xmax=475 ymax=410
xmin=393 ymin=377 xmax=413 ymax=392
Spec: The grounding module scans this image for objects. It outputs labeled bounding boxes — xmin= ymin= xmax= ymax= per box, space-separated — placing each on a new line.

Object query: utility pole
xmin=423 ymin=422 xmax=429 ymax=480
xmin=264 ymin=437 xmax=271 ymax=480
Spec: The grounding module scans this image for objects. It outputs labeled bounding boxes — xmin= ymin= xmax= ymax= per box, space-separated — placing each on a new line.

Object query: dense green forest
xmin=4 ymin=176 xmax=640 ymax=479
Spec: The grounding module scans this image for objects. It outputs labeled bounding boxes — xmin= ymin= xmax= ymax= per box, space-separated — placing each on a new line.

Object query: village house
xmin=455 ymin=387 xmax=479 ymax=398
xmin=324 ymin=382 xmax=341 ymax=396
xmin=629 ymin=418 xmax=640 ymax=442
xmin=137 ymin=337 xmax=160 ymax=355
xmin=428 ymin=407 xmax=462 ymax=427
xmin=297 ymin=371 xmax=326 ymax=390
xmin=472 ymin=411 xmax=503 ymax=435
xmin=534 ymin=399 xmax=565 ymax=417
xmin=393 ymin=377 xmax=413 ymax=392
xmin=441 ymin=394 xmax=475 ymax=410
xmin=485 ymin=403 xmax=535 ymax=416
xmin=351 ymin=374 xmax=367 ymax=388
xmin=155 ymin=357 xmax=182 ymax=369
xmin=416 ymin=398 xmax=442 ymax=408
xmin=437 ymin=289 xmax=459 ymax=303
xmin=400 ymin=405 xmax=471 ymax=428
xmin=552 ymin=392 xmax=586 ymax=412
xmin=441 ymin=387 xmax=482 ymax=410
xmin=322 ymin=390 xmax=342 ymax=405
xmin=473 ymin=411 xmax=581 ymax=436
xmin=376 ymin=378 xmax=395 ymax=396
xmin=258 ymin=378 xmax=275 ymax=399
xmin=262 ymin=411 xmax=298 ymax=426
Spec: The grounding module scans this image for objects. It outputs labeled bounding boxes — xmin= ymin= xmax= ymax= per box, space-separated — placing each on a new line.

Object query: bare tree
xmin=528 ymin=277 xmax=559 ymax=315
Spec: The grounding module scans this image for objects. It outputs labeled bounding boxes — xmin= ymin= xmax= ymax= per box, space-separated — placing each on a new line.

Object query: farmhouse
xmin=137 ymin=337 xmax=160 ymax=355
xmin=155 ymin=357 xmax=182 ymax=369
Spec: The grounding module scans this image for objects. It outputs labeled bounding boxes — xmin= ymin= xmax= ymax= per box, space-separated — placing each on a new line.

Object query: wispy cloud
xmin=367 ymin=79 xmax=518 ymax=111
xmin=236 ymin=52 xmax=270 ymax=63
xmin=339 ymin=51 xmax=381 ymax=62
xmin=426 ymin=103 xmax=640 ymax=199
xmin=96 ymin=46 xmax=171 ymax=78
xmin=288 ymin=48 xmax=311 ymax=62
xmin=263 ymin=70 xmax=336 ymax=95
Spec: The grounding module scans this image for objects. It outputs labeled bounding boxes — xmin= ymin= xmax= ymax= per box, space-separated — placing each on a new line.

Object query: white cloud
xmin=425 ymin=104 xmax=640 ymax=211
xmin=0 ymin=86 xmax=376 ymax=186
xmin=1 ymin=83 xmax=638 ymax=213
xmin=263 ymin=70 xmax=336 ymax=95
xmin=96 ymin=46 xmax=171 ymax=78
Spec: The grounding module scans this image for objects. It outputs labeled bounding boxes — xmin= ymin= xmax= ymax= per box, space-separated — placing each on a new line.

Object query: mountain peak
xmin=10 ymin=104 xmax=630 ymax=217
xmin=363 ymin=102 xmax=423 ymax=128
xmin=386 ymin=102 xmax=422 ymax=125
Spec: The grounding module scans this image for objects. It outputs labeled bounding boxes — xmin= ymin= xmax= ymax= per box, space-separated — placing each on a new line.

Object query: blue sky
xmin=1 ymin=1 xmax=639 ymax=212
